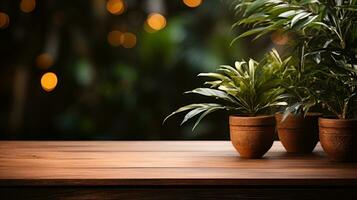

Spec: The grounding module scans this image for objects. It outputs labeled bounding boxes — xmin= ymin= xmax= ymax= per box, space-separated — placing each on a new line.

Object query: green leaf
xmin=185 ymin=88 xmax=238 ymax=104
xmin=244 ymin=0 xmax=272 ymax=15
xmin=238 ymin=13 xmax=269 ymax=25
xmin=279 ymin=10 xmax=303 ymax=18
xmin=248 ymin=59 xmax=256 ymax=83
xmin=270 ymin=48 xmax=283 ymax=64
xmin=198 ymin=73 xmax=231 ymax=82
xmin=293 ymin=15 xmax=318 ymax=30
xmin=299 ymin=0 xmax=320 ymax=5
xmin=192 ymin=106 xmax=226 ymax=131
xmin=219 ymin=65 xmax=240 ymax=76
xmin=291 ymin=12 xmax=311 ymax=27
xmin=252 ymin=20 xmax=286 ymax=40
xmin=236 ymin=27 xmax=268 ymax=39
xmin=163 ymin=104 xmax=215 ymax=124
xmin=180 ymin=108 xmax=207 ymax=125
xmin=204 ymin=80 xmax=222 ymax=88
xmin=269 ymin=4 xmax=300 ymax=15
xmin=235 ymin=61 xmax=247 ymax=76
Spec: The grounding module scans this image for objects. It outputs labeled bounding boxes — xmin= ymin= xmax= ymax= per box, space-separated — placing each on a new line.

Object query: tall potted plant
xmin=232 ymin=0 xmax=324 ymax=153
xmin=164 ymin=50 xmax=288 ymax=158
xmin=232 ymin=0 xmax=357 ymax=160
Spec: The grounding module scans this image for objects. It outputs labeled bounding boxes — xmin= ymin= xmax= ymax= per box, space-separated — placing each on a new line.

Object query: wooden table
xmin=0 ymin=141 xmax=356 ymax=199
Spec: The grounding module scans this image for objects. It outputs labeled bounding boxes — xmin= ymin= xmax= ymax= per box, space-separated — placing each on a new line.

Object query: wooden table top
xmin=0 ymin=141 xmax=357 ymax=186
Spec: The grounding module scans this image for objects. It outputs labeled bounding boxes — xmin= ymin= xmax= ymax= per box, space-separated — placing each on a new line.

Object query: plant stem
xmin=342 ymin=103 xmax=348 ymax=119
xmin=324 ymin=102 xmax=343 ymax=119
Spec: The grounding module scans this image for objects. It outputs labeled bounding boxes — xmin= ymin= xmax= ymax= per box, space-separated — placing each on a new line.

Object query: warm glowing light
xmin=143 ymin=23 xmax=156 ymax=33
xmin=121 ymin=32 xmax=137 ymax=48
xmin=41 ymin=72 xmax=58 ymax=92
xmin=0 ymin=12 xmax=10 ymax=29
xmin=36 ymin=53 xmax=54 ymax=69
xmin=107 ymin=30 xmax=122 ymax=47
xmin=106 ymin=0 xmax=125 ymax=15
xmin=20 ymin=0 xmax=36 ymax=13
xmin=271 ymin=31 xmax=289 ymax=46
xmin=183 ymin=0 xmax=202 ymax=8
xmin=146 ymin=13 xmax=166 ymax=31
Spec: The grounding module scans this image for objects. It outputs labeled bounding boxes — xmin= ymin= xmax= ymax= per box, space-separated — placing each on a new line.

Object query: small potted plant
xmin=164 ymin=50 xmax=288 ymax=158
xmin=268 ymin=51 xmax=322 ymax=154
xmin=232 ymin=0 xmax=357 ymax=160
xmin=317 ymin=63 xmax=357 ymax=161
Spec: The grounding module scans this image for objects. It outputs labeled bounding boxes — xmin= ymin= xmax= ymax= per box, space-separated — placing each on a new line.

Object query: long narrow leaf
xmin=163 ymin=103 xmax=220 ymax=124
xmin=185 ymin=88 xmax=238 ymax=104
xmin=180 ymin=108 xmax=207 ymax=125
xmin=192 ymin=107 xmax=226 ymax=131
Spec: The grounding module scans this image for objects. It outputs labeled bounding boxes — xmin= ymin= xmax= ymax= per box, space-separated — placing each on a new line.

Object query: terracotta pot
xmin=276 ymin=113 xmax=321 ymax=153
xmin=319 ymin=118 xmax=357 ymax=161
xmin=229 ymin=115 xmax=275 ymax=159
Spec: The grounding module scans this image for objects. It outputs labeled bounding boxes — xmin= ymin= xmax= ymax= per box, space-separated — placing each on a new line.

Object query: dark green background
xmin=0 ymin=0 xmax=273 ymax=140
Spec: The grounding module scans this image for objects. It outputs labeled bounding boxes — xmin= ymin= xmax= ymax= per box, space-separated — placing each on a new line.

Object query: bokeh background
xmin=0 ymin=0 xmax=282 ymax=140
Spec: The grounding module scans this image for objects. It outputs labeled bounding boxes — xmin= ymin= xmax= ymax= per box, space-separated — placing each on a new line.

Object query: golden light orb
xmin=41 ymin=72 xmax=58 ymax=92
xmin=146 ymin=13 xmax=166 ymax=31
xmin=36 ymin=53 xmax=54 ymax=69
xmin=107 ymin=30 xmax=122 ymax=47
xmin=143 ymin=23 xmax=156 ymax=33
xmin=20 ymin=0 xmax=36 ymax=13
xmin=120 ymin=32 xmax=137 ymax=48
xmin=0 ymin=12 xmax=10 ymax=29
xmin=271 ymin=31 xmax=289 ymax=46
xmin=183 ymin=0 xmax=202 ymax=8
xmin=106 ymin=0 xmax=125 ymax=15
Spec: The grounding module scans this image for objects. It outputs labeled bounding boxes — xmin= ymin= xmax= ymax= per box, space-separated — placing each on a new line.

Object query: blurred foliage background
xmin=0 ymin=0 xmax=279 ymax=140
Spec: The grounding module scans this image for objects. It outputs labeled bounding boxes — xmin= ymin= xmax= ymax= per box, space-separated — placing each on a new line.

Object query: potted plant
xmin=164 ymin=50 xmax=288 ymax=158
xmin=232 ymin=0 xmax=357 ymax=160
xmin=318 ymin=62 xmax=357 ymax=161
xmin=271 ymin=52 xmax=322 ymax=153
xmin=232 ymin=0 xmax=324 ymax=153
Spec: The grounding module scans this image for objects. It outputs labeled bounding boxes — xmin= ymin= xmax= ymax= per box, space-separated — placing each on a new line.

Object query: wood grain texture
xmin=0 ymin=141 xmax=357 ymax=186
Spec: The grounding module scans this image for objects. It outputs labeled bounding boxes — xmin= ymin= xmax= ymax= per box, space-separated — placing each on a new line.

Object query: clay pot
xmin=319 ymin=118 xmax=357 ymax=161
xmin=229 ymin=115 xmax=275 ymax=159
xmin=276 ymin=113 xmax=321 ymax=153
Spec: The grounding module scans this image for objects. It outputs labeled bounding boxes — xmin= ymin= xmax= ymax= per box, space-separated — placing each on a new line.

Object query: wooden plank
xmin=0 ymin=141 xmax=357 ymax=186
xmin=0 ymin=141 xmax=237 ymax=152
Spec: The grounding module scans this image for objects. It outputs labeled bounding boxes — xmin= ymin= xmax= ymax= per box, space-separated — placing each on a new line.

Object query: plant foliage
xmin=164 ymin=50 xmax=288 ymax=130
xmin=232 ymin=0 xmax=357 ymax=119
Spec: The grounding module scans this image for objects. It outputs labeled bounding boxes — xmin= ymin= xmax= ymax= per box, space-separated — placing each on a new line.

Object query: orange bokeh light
xmin=41 ymin=72 xmax=58 ymax=92
xmin=183 ymin=0 xmax=202 ymax=8
xmin=106 ymin=0 xmax=125 ymax=15
xmin=0 ymin=12 xmax=10 ymax=29
xmin=121 ymin=32 xmax=137 ymax=48
xmin=107 ymin=30 xmax=123 ymax=47
xmin=146 ymin=13 xmax=166 ymax=31
xmin=20 ymin=0 xmax=36 ymax=13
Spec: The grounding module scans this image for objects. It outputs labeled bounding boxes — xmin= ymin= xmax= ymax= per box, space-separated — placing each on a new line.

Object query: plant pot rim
xmin=319 ymin=117 xmax=357 ymax=121
xmin=275 ymin=112 xmax=322 ymax=117
xmin=229 ymin=115 xmax=275 ymax=126
xmin=319 ymin=117 xmax=357 ymax=128
xmin=230 ymin=114 xmax=274 ymax=118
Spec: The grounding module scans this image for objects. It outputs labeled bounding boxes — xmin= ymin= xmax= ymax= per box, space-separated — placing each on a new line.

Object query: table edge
xmin=1 ymin=178 xmax=357 ymax=187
